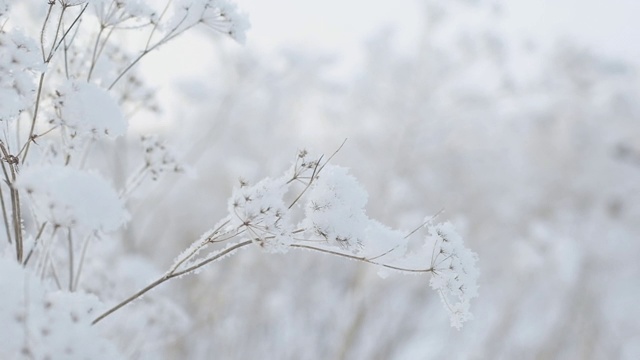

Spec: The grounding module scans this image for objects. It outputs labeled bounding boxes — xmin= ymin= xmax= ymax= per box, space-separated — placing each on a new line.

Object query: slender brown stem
xmin=0 ymin=176 xmax=12 ymax=245
xmin=92 ymin=275 xmax=167 ymax=325
xmin=72 ymin=234 xmax=92 ymax=291
xmin=23 ymin=4 xmax=88 ymax=163
xmin=0 ymin=143 xmax=22 ymax=261
xmin=87 ymin=25 xmax=106 ymax=81
xmin=40 ymin=4 xmax=55 ymax=61
xmin=108 ymin=10 xmax=192 ymax=90
xmin=290 ymin=244 xmax=434 ymax=273
xmin=23 ymin=222 xmax=48 ymax=266
xmin=51 ymin=4 xmax=88 ymax=56
xmin=170 ymin=240 xmax=252 ymax=278
xmin=67 ymin=228 xmax=74 ymax=291
xmin=92 ymin=240 xmax=252 ymax=325
xmin=21 ymin=72 xmax=46 ymax=163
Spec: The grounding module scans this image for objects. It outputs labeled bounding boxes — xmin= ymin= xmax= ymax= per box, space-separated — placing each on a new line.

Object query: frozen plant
xmin=0 ymin=0 xmax=478 ymax=357
xmin=92 ymin=149 xmax=479 ymax=330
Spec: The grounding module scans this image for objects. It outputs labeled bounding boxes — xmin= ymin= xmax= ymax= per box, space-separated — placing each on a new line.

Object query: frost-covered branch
xmin=91 ymin=150 xmax=479 ymax=328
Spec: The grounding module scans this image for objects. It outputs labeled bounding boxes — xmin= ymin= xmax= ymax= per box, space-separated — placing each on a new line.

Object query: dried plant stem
xmin=20 ymin=72 xmax=46 ymax=163
xmin=23 ymin=3 xmax=88 ymax=163
xmin=67 ymin=228 xmax=74 ymax=291
xmin=23 ymin=222 xmax=48 ymax=266
xmin=0 ymin=180 xmax=12 ymax=245
xmin=72 ymin=234 xmax=92 ymax=291
xmin=290 ymin=244 xmax=434 ymax=274
xmin=108 ymin=10 xmax=192 ymax=90
xmin=92 ymin=240 xmax=253 ymax=325
xmin=0 ymin=142 xmax=22 ymax=262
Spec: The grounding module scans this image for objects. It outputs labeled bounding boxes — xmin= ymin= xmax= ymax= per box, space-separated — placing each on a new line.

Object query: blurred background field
xmin=99 ymin=0 xmax=640 ymax=358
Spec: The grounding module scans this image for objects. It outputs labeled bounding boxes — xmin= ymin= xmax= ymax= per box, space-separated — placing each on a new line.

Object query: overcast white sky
xmin=236 ymin=0 xmax=640 ymax=66
xmin=140 ymin=0 xmax=640 ymax=131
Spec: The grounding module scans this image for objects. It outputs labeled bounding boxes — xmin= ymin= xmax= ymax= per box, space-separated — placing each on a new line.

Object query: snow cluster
xmin=93 ymin=0 xmax=159 ymax=27
xmin=172 ymin=0 xmax=250 ymax=43
xmin=0 ymin=29 xmax=44 ymax=120
xmin=0 ymin=3 xmax=480 ymax=359
xmin=227 ymin=176 xmax=294 ymax=253
xmin=426 ymin=222 xmax=479 ymax=329
xmin=55 ymin=80 xmax=127 ymax=138
xmin=302 ymin=165 xmax=369 ymax=252
xmin=0 ymin=257 xmax=123 ymax=359
xmin=16 ymin=165 xmax=128 ymax=233
xmin=141 ymin=134 xmax=190 ymax=180
xmin=181 ymin=155 xmax=480 ymax=328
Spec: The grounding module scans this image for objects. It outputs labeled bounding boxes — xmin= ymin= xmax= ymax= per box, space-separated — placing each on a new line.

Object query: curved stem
xmin=92 ymin=240 xmax=252 ymax=325
xmin=92 ymin=275 xmax=167 ymax=325
xmin=290 ymin=244 xmax=434 ymax=274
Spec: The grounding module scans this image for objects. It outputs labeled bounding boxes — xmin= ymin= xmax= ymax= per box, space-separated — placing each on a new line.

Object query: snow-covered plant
xmin=0 ymin=0 xmax=478 ymax=357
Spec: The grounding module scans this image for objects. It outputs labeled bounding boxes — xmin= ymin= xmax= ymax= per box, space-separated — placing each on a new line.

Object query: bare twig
xmin=92 ymin=240 xmax=252 ymax=325
xmin=23 ymin=222 xmax=48 ymax=266
xmin=290 ymin=244 xmax=434 ymax=274
xmin=0 ymin=142 xmax=22 ymax=262
xmin=67 ymin=228 xmax=74 ymax=291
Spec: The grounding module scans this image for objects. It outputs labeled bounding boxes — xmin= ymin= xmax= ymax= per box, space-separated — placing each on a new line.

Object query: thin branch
xmin=167 ymin=220 xmax=231 ymax=274
xmin=0 ymin=142 xmax=22 ymax=262
xmin=92 ymin=240 xmax=252 ymax=325
xmin=40 ymin=4 xmax=55 ymax=62
xmin=290 ymin=244 xmax=434 ymax=273
xmin=72 ymin=233 xmax=92 ymax=291
xmin=0 ymin=174 xmax=12 ymax=245
xmin=404 ymin=208 xmax=445 ymax=239
xmin=51 ymin=4 xmax=88 ymax=56
xmin=318 ymin=138 xmax=348 ymax=173
xmin=288 ymin=155 xmax=322 ymax=209
xmin=288 ymin=138 xmax=348 ymax=209
xmin=67 ymin=228 xmax=74 ymax=291
xmin=21 ymin=72 xmax=46 ymax=163
xmin=87 ymin=25 xmax=105 ymax=81
xmin=23 ymin=222 xmax=48 ymax=266
xmin=170 ymin=240 xmax=252 ymax=278
xmin=45 ymin=5 xmax=68 ymax=62
xmin=108 ymin=9 xmax=192 ymax=90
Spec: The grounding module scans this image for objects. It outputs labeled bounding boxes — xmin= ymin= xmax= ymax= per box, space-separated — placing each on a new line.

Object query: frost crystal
xmin=16 ymin=165 xmax=129 ymax=232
